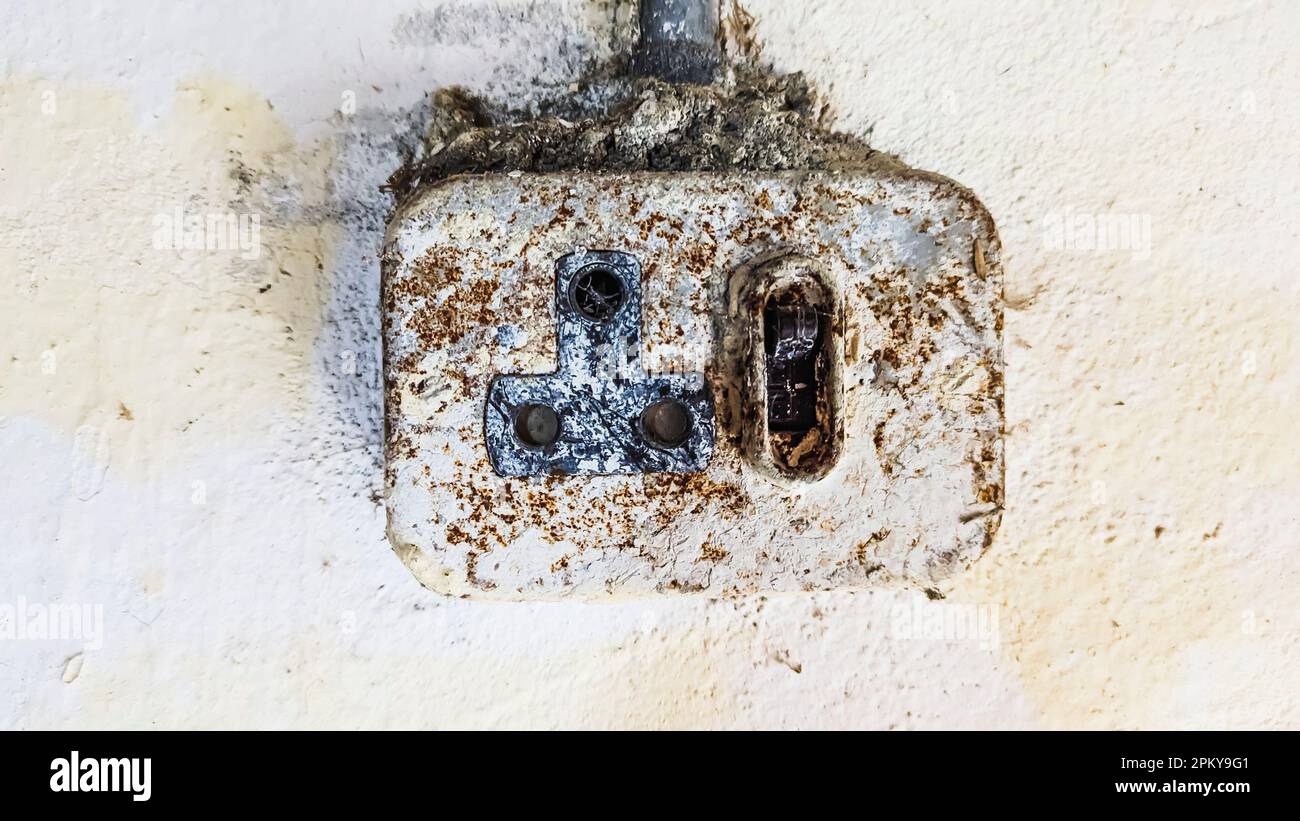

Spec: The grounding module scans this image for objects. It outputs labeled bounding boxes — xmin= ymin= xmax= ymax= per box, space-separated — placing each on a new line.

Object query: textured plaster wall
xmin=1 ymin=0 xmax=1296 ymax=728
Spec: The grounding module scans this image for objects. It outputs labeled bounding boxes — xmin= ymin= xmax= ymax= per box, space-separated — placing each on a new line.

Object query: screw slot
xmin=514 ymin=404 xmax=560 ymax=448
xmin=640 ymin=398 xmax=692 ymax=449
xmin=568 ymin=264 xmax=626 ymax=323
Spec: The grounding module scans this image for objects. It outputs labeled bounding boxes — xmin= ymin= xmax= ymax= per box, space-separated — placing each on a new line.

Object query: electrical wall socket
xmin=383 ymin=169 xmax=1003 ymax=599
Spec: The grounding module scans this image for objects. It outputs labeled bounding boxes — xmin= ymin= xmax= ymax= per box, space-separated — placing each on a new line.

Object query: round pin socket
xmin=514 ymin=404 xmax=560 ymax=448
xmin=640 ymin=398 xmax=692 ymax=449
xmin=568 ymin=264 xmax=626 ymax=323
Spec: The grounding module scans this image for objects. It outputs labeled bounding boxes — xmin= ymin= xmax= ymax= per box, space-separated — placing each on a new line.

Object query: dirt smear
xmin=387 ymin=3 xmax=904 ymax=204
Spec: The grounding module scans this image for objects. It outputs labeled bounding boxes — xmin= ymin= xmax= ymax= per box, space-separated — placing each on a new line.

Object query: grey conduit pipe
xmin=633 ymin=0 xmax=721 ymax=83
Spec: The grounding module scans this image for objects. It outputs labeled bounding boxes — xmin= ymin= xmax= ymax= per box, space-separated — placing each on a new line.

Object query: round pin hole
xmin=640 ymin=398 xmax=692 ymax=449
xmin=568 ymin=264 xmax=626 ymax=323
xmin=514 ymin=404 xmax=559 ymax=448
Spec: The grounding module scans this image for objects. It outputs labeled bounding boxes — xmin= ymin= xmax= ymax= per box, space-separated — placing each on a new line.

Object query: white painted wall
xmin=1 ymin=0 xmax=1296 ymax=728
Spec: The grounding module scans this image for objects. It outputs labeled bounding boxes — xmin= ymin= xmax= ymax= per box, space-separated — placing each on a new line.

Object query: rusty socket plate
xmin=382 ymin=170 xmax=1003 ymax=599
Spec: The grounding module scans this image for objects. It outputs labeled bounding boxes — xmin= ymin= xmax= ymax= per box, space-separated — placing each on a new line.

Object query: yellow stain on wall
xmin=0 ymin=75 xmax=341 ymax=477
xmin=956 ymin=262 xmax=1300 ymax=728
